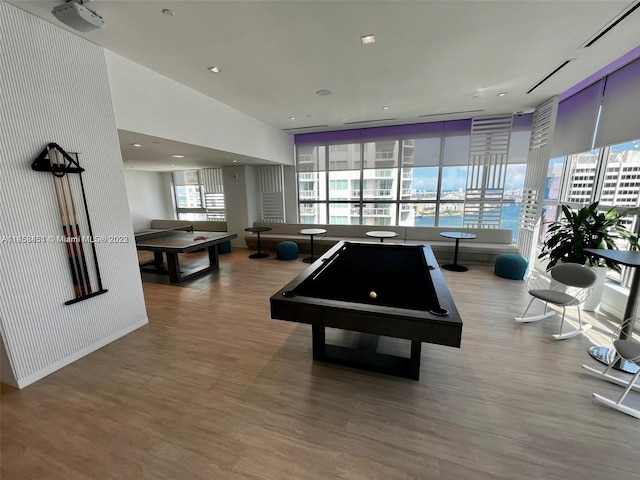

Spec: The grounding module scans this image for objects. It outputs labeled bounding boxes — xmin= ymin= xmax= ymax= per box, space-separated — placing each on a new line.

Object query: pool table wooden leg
xmin=312 ymin=325 xmax=326 ymax=360
xmin=409 ymin=341 xmax=422 ymax=380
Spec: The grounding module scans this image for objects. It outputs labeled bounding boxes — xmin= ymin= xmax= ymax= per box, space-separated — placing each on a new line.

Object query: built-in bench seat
xmin=244 ymin=222 xmax=519 ymax=266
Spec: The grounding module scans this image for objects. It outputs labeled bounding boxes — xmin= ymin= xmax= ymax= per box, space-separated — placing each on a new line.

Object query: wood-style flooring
xmin=2 ymin=248 xmax=639 ymax=480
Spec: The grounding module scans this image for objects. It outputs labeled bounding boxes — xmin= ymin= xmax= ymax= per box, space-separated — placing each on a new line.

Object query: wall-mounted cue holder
xmin=32 ymin=143 xmax=108 ymax=305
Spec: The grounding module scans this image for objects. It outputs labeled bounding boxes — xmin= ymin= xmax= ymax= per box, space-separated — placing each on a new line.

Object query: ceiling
xmin=10 ymin=0 xmax=640 ymax=171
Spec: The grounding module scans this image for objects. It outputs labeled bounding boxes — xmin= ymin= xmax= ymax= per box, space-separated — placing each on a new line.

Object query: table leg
xmin=207 ymin=245 xmax=219 ymax=269
xmin=249 ymin=232 xmax=269 ymax=259
xmin=409 ymin=341 xmax=422 ymax=381
xmin=153 ymin=251 xmax=163 ymax=265
xmin=588 ymin=267 xmax=640 ymax=373
xmin=303 ymin=235 xmax=316 ymax=263
xmin=312 ymin=325 xmax=326 ymax=360
xmin=165 ymin=253 xmax=182 ymax=283
xmin=442 ymin=239 xmax=468 ymax=272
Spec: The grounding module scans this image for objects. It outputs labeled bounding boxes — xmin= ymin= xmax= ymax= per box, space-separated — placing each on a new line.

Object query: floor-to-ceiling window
xmin=540 ymin=138 xmax=640 ymax=286
xmin=295 ymin=120 xmax=529 ymax=240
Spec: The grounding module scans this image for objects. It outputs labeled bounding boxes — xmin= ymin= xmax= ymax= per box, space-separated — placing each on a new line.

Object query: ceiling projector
xmin=51 ymin=0 xmax=106 ymax=32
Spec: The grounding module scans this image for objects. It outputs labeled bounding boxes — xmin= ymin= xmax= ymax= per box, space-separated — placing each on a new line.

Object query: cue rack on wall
xmin=31 ymin=143 xmax=108 ymax=305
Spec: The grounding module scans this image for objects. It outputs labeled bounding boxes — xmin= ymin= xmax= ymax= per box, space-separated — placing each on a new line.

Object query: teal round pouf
xmin=217 ymin=240 xmax=231 ymax=254
xmin=495 ymin=254 xmax=528 ymax=280
xmin=276 ymin=241 xmax=298 ymax=260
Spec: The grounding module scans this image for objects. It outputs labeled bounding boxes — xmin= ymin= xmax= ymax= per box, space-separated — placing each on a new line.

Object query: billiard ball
xmin=369 ymin=291 xmax=377 ymax=299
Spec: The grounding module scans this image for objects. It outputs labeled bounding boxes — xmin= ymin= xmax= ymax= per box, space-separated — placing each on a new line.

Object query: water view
xmin=414 ymin=204 xmax=521 ymax=242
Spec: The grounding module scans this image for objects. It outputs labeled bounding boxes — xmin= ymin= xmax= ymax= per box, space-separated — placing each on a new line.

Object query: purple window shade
xmin=295 ymin=119 xmax=472 ymax=146
xmin=551 ymin=80 xmax=604 ymax=158
xmin=594 ymin=56 xmax=640 ymax=148
xmin=560 ymin=45 xmax=640 ymax=102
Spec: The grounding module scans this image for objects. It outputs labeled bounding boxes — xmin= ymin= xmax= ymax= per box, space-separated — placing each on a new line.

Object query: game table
xmin=135 ymin=226 xmax=237 ymax=283
xmin=270 ymin=241 xmax=462 ymax=379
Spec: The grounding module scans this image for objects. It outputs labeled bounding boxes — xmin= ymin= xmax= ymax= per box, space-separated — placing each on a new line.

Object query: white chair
xmin=514 ymin=263 xmax=596 ymax=340
xmin=582 ymin=317 xmax=640 ymax=418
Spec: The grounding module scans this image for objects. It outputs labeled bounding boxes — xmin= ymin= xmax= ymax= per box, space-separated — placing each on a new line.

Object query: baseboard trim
xmin=12 ymin=317 xmax=148 ymax=389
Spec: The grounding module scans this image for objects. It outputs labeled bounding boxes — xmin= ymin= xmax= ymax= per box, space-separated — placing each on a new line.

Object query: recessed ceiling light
xmin=232 ymin=160 xmax=238 ymax=163
xmin=162 ymin=9 xmax=175 ymax=17
xmin=341 ymin=118 xmax=348 ymax=122
xmin=497 ymin=92 xmax=508 ymax=97
xmin=316 ymin=89 xmax=332 ymax=96
xmin=208 ymin=66 xmax=221 ymax=73
xmin=361 ymin=34 xmax=375 ymax=45
xmin=289 ymin=116 xmax=296 ymax=120
xmin=130 ymin=143 xmax=142 ymax=147
xmin=382 ymin=106 xmax=390 ymax=110
xmin=171 ymin=155 xmax=184 ymax=158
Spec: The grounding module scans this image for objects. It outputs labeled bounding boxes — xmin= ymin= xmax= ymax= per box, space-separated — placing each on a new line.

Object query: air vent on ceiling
xmin=419 ymin=109 xmax=484 ymax=118
xmin=582 ymin=1 xmax=640 ymax=48
xmin=342 ymin=118 xmax=397 ymax=125
xmin=282 ymin=124 xmax=328 ymax=131
xmin=525 ymin=60 xmax=573 ymax=94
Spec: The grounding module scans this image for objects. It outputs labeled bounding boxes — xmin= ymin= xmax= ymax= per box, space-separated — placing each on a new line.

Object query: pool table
xmin=270 ymin=241 xmax=462 ymax=380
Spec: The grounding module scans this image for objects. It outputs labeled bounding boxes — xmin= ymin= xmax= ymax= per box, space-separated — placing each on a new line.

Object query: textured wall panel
xmin=258 ymin=166 xmax=285 ymax=222
xmin=0 ymin=3 xmax=148 ymax=387
xmin=516 ymin=97 xmax=559 ymax=265
xmin=463 ymin=115 xmax=513 ymax=228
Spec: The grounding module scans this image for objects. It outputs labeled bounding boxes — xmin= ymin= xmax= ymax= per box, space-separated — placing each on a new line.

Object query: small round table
xmin=244 ymin=226 xmax=272 ymax=259
xmin=366 ymin=231 xmax=399 ymax=242
xmin=299 ymin=228 xmax=326 ymax=263
xmin=439 ymin=231 xmax=477 ymax=272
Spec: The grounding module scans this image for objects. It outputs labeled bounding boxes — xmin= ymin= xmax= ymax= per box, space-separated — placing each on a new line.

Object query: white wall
xmin=123 ymin=170 xmax=173 ymax=231
xmin=283 ymin=166 xmax=298 ymax=223
xmin=105 ymin=51 xmax=294 ymax=166
xmin=0 ymin=3 xmax=148 ymax=388
xmin=223 ymin=166 xmax=261 ymax=247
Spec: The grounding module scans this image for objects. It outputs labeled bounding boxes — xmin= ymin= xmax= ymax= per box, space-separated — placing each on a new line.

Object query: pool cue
xmin=57 ymin=150 xmax=90 ymax=296
xmin=63 ymin=159 xmax=92 ymax=295
xmin=49 ymin=147 xmax=83 ymax=298
xmin=74 ymin=152 xmax=106 ymax=293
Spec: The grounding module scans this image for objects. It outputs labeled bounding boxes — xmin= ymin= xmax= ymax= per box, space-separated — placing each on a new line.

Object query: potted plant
xmin=539 ymin=201 xmax=640 ymax=310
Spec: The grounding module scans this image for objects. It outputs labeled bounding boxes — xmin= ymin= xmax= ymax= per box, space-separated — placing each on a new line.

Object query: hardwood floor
xmin=2 ymin=248 xmax=639 ymax=479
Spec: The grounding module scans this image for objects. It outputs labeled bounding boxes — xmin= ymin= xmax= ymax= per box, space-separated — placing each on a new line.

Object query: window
xmin=541 ymin=138 xmax=640 ymax=287
xmin=295 ymin=120 xmax=528 ymax=235
xmin=562 ymin=149 xmax=601 ymax=204
xmin=173 ymin=169 xmax=226 ymax=221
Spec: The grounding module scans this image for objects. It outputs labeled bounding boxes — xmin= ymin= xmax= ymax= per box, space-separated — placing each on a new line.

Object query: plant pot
xmin=583 ymin=265 xmax=608 ymax=312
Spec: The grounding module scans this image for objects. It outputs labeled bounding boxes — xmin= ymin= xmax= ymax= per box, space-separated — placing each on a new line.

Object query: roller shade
xmin=594 ymin=57 xmax=640 ymax=148
xmin=550 ymin=80 xmax=603 ymax=158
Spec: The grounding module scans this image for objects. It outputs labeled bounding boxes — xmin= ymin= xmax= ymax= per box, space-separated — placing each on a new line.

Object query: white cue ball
xmin=369 ymin=291 xmax=377 ymax=299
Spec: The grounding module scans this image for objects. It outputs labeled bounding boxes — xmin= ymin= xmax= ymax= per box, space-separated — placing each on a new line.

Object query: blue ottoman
xmin=217 ymin=240 xmax=231 ymax=254
xmin=494 ymin=254 xmax=528 ymax=280
xmin=277 ymin=241 xmax=298 ymax=260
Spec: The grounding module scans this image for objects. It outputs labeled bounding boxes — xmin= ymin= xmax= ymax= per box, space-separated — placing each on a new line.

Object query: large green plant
xmin=539 ymin=202 xmax=640 ymax=272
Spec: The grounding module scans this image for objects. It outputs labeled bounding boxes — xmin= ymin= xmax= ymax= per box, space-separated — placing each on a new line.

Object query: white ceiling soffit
xmin=118 ymin=130 xmax=270 ymax=172
xmin=10 ymin=0 xmax=640 ymax=168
